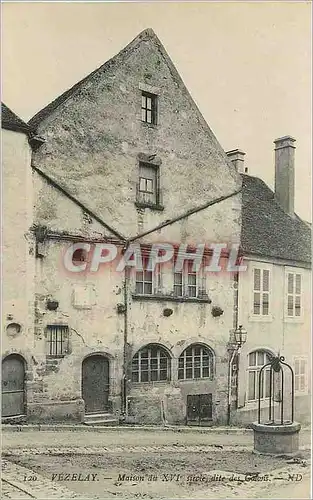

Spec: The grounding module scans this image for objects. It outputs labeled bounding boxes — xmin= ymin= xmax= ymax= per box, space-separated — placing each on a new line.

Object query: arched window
xmin=132 ymin=344 xmax=171 ymax=382
xmin=247 ymin=350 xmax=272 ymax=401
xmin=178 ymin=344 xmax=214 ymax=380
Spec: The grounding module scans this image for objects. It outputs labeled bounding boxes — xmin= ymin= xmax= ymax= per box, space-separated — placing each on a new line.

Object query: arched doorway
xmin=2 ymin=354 xmax=25 ymax=417
xmin=82 ymin=355 xmax=109 ymax=414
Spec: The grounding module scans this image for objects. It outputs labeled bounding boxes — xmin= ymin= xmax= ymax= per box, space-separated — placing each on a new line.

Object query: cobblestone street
xmin=2 ymin=427 xmax=311 ymax=499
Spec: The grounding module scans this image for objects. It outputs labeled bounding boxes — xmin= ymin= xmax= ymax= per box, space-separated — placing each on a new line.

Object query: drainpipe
xmin=227 ymin=272 xmax=239 ymax=425
xmin=121 ymin=251 xmax=130 ymax=417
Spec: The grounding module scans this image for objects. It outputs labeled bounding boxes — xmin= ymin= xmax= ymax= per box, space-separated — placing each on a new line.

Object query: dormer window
xmin=141 ymin=91 xmax=157 ymax=124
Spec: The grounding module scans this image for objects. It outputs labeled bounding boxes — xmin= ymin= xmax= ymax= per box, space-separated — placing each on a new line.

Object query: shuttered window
xmin=286 ymin=272 xmax=302 ymax=317
xmin=253 ymin=268 xmax=270 ymax=315
xmin=294 ymin=357 xmax=308 ymax=393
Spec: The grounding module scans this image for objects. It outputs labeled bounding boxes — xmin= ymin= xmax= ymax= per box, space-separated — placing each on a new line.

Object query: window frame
xmin=173 ymin=261 xmax=205 ymax=299
xmin=131 ymin=344 xmax=171 ymax=383
xmin=134 ymin=256 xmax=161 ymax=296
xmin=46 ymin=325 xmax=69 ymax=358
xmin=178 ymin=344 xmax=214 ymax=381
xmin=141 ymin=91 xmax=158 ymax=125
xmin=247 ymin=350 xmax=272 ymax=402
xmin=136 ymin=162 xmax=162 ymax=209
xmin=284 ymin=268 xmax=303 ymax=321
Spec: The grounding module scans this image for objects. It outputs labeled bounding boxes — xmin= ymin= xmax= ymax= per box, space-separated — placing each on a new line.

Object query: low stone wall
xmin=27 ymin=399 xmax=85 ymax=423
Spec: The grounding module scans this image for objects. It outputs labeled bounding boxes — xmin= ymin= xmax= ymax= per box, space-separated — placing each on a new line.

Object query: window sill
xmin=238 ymin=400 xmax=280 ymax=412
xmin=248 ymin=314 xmax=273 ymax=323
xmin=132 ymin=293 xmax=212 ymax=304
xmin=135 ymin=201 xmax=164 ymax=211
xmin=284 ymin=316 xmax=304 ymax=324
xmin=131 ymin=381 xmax=171 ymax=386
xmin=140 ymin=121 xmax=158 ymax=129
xmin=178 ymin=377 xmax=214 ymax=382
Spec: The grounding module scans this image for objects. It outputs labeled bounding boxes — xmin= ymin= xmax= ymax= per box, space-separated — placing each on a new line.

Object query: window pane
xmin=151 ymin=370 xmax=158 ymax=381
xmin=144 ymin=271 xmax=152 ymax=282
xmin=142 ymin=95 xmax=146 ymax=107
xmin=178 ymin=369 xmax=184 ymax=380
xmin=178 ymin=358 xmax=184 ymax=369
xmin=188 ymin=286 xmax=197 ymax=298
xmin=258 ymin=370 xmax=263 ymax=399
xmin=132 ymin=372 xmax=139 ymax=382
xmin=257 ymin=351 xmax=264 ymax=366
xmin=263 ymin=270 xmax=270 ymax=291
xmin=135 ymin=282 xmax=143 ymax=294
xmin=249 ymin=352 xmax=256 ymax=367
xmin=160 ymin=369 xmax=168 ymax=381
xmin=202 ymin=367 xmax=210 ymax=378
xmin=188 ymin=273 xmax=197 ymax=285
xmin=141 ymin=359 xmax=148 ymax=370
xmin=265 ymin=370 xmax=271 ymax=398
xmin=146 ymin=179 xmax=153 ymax=193
xmin=194 ymin=346 xmax=201 ymax=356
xmin=194 ymin=368 xmax=200 ymax=378
xmin=295 ymin=274 xmax=301 ymax=294
xmin=174 ymin=273 xmax=183 ymax=284
xmin=146 ymin=97 xmax=152 ymax=110
xmin=288 ymin=273 xmax=294 ymax=294
xmin=146 ymin=110 xmax=152 ymax=123
xmin=248 ymin=371 xmax=256 ymax=400
xmin=174 ymin=285 xmax=183 ymax=297
xmin=141 ymin=371 xmax=148 ymax=382
xmin=186 ymin=368 xmax=192 ymax=379
xmin=253 ymin=293 xmax=260 ymax=314
xmin=254 ymin=269 xmax=261 ymax=290
xmin=295 ymin=377 xmax=300 ymax=391
xmin=262 ymin=293 xmax=269 ymax=315
xmin=300 ymin=375 xmax=305 ymax=391
xmin=295 ymin=296 xmax=301 ymax=316
xmin=294 ymin=359 xmax=300 ymax=374
xmin=287 ymin=295 xmax=294 ymax=316
xmin=144 ymin=283 xmax=152 ymax=294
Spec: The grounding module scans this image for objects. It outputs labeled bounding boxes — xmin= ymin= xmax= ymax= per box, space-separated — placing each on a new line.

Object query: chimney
xmin=274 ymin=136 xmax=296 ymax=215
xmin=226 ymin=149 xmax=247 ymax=174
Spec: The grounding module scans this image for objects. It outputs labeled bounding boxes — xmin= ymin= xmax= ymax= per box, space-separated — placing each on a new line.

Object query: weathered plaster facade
xmin=24 ymin=29 xmax=242 ymax=424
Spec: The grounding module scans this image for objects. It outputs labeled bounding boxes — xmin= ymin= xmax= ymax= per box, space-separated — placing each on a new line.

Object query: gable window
xmin=286 ymin=272 xmax=302 ymax=317
xmin=46 ymin=325 xmax=69 ymax=357
xmin=247 ymin=350 xmax=271 ymax=401
xmin=294 ymin=356 xmax=308 ymax=393
xmin=132 ymin=344 xmax=171 ymax=382
xmin=178 ymin=344 xmax=214 ymax=380
xmin=141 ymin=91 xmax=157 ymax=124
xmin=253 ymin=268 xmax=270 ymax=316
xmin=137 ymin=162 xmax=158 ymax=206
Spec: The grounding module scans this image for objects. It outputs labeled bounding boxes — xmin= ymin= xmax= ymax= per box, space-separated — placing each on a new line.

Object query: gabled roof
xmin=27 ymin=29 xmax=223 ymax=155
xmin=1 ymin=103 xmax=33 ymax=135
xmin=28 ymin=29 xmax=162 ymax=128
xmin=241 ymin=174 xmax=311 ymax=264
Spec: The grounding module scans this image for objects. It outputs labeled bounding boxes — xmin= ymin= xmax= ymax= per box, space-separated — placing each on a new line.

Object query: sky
xmin=2 ymin=1 xmax=312 ymax=221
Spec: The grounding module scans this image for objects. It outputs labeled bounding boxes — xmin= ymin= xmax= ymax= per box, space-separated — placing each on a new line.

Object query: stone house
xmin=1 ymin=29 xmax=311 ymax=426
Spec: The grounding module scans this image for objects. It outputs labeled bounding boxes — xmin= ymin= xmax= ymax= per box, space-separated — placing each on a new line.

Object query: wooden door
xmin=82 ymin=355 xmax=109 ymax=414
xmin=187 ymin=394 xmax=213 ymax=425
xmin=2 ymin=355 xmax=25 ymax=417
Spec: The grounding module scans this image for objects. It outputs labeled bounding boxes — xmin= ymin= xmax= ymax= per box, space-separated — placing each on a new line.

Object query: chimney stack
xmin=274 ymin=136 xmax=296 ymax=215
xmin=226 ymin=149 xmax=247 ymax=174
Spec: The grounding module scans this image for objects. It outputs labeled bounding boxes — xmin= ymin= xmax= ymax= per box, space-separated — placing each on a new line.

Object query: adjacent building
xmin=2 ymin=29 xmax=311 ymax=426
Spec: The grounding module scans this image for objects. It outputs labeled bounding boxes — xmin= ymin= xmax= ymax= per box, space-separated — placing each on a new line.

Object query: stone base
xmin=27 ymin=399 xmax=85 ymax=423
xmin=251 ymin=421 xmax=301 ymax=455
